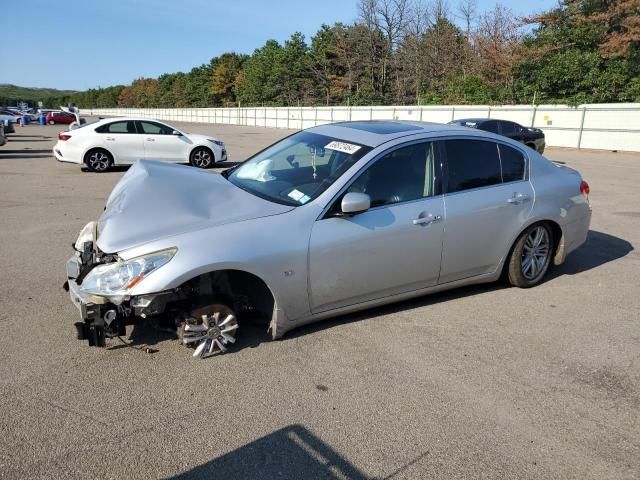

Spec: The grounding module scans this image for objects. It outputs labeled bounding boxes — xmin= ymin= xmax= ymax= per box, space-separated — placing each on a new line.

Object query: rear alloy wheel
xmin=507 ymin=223 xmax=553 ymax=288
xmin=48 ymin=120 xmax=55 ymax=125
xmin=190 ymin=147 xmax=214 ymax=169
xmin=85 ymin=149 xmax=113 ymax=173
xmin=180 ymin=303 xmax=239 ymax=359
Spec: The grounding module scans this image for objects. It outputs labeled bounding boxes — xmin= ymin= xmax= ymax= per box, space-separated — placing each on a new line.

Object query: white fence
xmin=82 ymin=103 xmax=640 ymax=152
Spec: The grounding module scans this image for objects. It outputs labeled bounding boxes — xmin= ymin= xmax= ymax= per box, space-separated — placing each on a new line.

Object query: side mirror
xmin=341 ymin=192 xmax=370 ymax=215
xmin=172 ymin=130 xmax=182 ymax=136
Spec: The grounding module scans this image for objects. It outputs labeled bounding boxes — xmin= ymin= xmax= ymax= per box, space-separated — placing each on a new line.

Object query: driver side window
xmin=347 ymin=142 xmax=435 ymax=208
xmin=138 ymin=121 xmax=173 ymax=135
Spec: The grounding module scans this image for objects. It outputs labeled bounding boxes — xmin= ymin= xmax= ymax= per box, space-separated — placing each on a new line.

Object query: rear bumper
xmin=53 ymin=142 xmax=82 ymax=164
xmin=555 ymin=210 xmax=592 ymax=264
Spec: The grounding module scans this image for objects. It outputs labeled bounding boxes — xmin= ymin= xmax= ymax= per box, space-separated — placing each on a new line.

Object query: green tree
xmin=516 ymin=0 xmax=640 ymax=104
xmin=235 ymin=39 xmax=285 ymax=105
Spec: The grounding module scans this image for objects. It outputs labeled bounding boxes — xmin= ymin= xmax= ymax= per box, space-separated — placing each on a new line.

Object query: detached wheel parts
xmin=85 ymin=149 xmax=113 ymax=173
xmin=507 ymin=223 xmax=553 ymax=288
xmin=190 ymin=147 xmax=214 ymax=169
xmin=180 ymin=303 xmax=239 ymax=359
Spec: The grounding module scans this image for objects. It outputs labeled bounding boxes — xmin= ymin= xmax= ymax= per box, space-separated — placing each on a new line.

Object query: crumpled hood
xmin=97 ymin=160 xmax=292 ymax=253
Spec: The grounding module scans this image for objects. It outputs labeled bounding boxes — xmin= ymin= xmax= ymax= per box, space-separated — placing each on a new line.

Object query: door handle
xmin=105 ymin=137 xmax=115 ymax=141
xmin=413 ymin=214 xmax=442 ymax=226
xmin=146 ymin=137 xmax=155 ymax=142
xmin=507 ymin=192 xmax=530 ymax=205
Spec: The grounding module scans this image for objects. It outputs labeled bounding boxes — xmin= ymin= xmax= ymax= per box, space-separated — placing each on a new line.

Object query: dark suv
xmin=448 ymin=118 xmax=545 ymax=153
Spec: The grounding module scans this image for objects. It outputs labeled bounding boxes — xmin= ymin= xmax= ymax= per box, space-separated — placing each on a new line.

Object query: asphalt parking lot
xmin=0 ymin=121 xmax=638 ymax=479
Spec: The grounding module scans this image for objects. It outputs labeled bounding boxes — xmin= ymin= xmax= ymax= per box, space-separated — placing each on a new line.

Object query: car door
xmin=308 ymin=140 xmax=445 ymax=313
xmin=438 ymin=138 xmax=533 ymax=284
xmin=97 ymin=120 xmax=144 ymax=164
xmin=137 ymin=121 xmax=187 ymax=162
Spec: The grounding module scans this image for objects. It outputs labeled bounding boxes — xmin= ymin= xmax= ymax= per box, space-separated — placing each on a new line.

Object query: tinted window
xmin=481 ymin=120 xmax=499 ymax=133
xmin=500 ymin=121 xmax=520 ymax=135
xmin=444 ymin=139 xmax=501 ymax=193
xmin=499 ymin=144 xmax=526 ymax=182
xmin=139 ymin=121 xmax=173 ymax=135
xmin=347 ymin=142 xmax=435 ymax=208
xmin=97 ymin=121 xmax=136 ymax=134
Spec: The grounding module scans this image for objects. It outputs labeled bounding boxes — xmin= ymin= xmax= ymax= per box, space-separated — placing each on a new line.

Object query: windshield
xmin=227 ymin=131 xmax=372 ymax=206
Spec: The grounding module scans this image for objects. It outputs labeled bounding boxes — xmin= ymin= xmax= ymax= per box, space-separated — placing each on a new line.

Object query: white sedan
xmin=53 ymin=117 xmax=227 ymax=172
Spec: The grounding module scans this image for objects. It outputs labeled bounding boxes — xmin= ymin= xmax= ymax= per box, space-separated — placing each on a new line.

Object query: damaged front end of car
xmin=63 ymin=221 xmax=263 ymax=358
xmin=63 ymin=221 xmax=179 ymax=347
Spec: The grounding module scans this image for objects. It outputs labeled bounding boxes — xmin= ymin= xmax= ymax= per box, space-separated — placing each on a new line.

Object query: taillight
xmin=580 ymin=180 xmax=590 ymax=197
xmin=58 ymin=134 xmax=71 ymax=141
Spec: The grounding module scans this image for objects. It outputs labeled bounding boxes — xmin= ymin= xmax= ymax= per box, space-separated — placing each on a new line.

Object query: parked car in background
xmin=448 ymin=118 xmax=546 ymax=153
xmin=0 ymin=113 xmax=17 ymax=133
xmin=46 ymin=111 xmax=83 ymax=125
xmin=53 ymin=117 xmax=227 ymax=172
xmin=0 ymin=108 xmax=21 ymax=119
xmin=63 ymin=120 xmax=591 ymax=358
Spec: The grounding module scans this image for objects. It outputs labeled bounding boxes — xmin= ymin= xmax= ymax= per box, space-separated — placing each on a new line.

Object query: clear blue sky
xmin=1 ymin=0 xmax=558 ymax=91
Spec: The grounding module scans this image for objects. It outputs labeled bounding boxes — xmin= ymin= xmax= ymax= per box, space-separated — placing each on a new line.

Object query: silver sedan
xmin=64 ymin=121 xmax=592 ymax=358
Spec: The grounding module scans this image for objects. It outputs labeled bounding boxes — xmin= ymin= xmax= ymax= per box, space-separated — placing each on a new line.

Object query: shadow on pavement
xmin=0 ymin=149 xmax=52 ymax=154
xmin=548 ymin=230 xmax=633 ymax=278
xmin=167 ymin=424 xmax=368 ymax=480
xmin=0 ymin=154 xmax=53 ymax=160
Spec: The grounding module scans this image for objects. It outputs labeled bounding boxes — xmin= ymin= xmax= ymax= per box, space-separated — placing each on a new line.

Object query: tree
xmin=235 ymin=40 xmax=285 ymax=105
xmin=210 ymin=53 xmax=246 ymax=106
xmin=517 ymin=0 xmax=640 ymax=103
xmin=475 ymin=5 xmax=520 ymax=99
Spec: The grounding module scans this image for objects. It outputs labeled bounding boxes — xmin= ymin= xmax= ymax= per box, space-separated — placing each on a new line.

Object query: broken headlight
xmin=74 ymin=221 xmax=96 ymax=251
xmin=80 ymin=248 xmax=176 ymax=296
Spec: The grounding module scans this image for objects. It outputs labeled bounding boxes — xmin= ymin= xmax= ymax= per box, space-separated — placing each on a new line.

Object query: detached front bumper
xmin=64 ymin=254 xmax=125 ymax=346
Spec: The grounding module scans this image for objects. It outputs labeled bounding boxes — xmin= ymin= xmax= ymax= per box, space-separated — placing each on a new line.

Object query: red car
xmin=46 ymin=111 xmax=84 ymax=125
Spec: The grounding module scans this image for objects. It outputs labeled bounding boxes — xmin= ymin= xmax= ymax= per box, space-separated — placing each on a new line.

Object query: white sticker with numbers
xmin=325 ymin=141 xmax=362 ymax=155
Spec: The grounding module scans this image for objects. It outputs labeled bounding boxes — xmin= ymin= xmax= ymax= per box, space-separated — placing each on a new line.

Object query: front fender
xmin=122 ymin=209 xmax=316 ymax=323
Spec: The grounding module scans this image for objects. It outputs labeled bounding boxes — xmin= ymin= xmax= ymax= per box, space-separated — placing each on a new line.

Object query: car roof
xmin=307 ymin=120 xmax=473 ymax=147
xmin=451 ymin=118 xmax=495 ymax=124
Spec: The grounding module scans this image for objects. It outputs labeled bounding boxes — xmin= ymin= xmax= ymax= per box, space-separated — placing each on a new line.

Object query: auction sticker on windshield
xmin=325 ymin=141 xmax=362 ymax=155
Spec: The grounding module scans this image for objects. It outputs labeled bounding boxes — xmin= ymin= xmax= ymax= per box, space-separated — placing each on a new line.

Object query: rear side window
xmin=499 ymin=144 xmax=526 ymax=182
xmin=481 ymin=120 xmax=499 ymax=133
xmin=500 ymin=121 xmax=520 ymax=135
xmin=96 ymin=121 xmax=136 ymax=134
xmin=444 ymin=139 xmax=502 ymax=193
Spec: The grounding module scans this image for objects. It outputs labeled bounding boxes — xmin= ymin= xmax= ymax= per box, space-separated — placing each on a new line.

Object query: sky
xmin=0 ymin=0 xmax=559 ymax=91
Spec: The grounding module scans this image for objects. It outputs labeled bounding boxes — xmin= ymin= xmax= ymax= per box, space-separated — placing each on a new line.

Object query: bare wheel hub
xmin=181 ymin=307 xmax=239 ymax=358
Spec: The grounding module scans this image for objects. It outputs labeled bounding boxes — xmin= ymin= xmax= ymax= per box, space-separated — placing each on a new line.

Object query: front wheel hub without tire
xmin=181 ymin=304 xmax=239 ymax=358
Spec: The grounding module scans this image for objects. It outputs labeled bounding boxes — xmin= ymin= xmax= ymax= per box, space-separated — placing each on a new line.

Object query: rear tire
xmin=190 ymin=147 xmax=214 ymax=169
xmin=48 ymin=120 xmax=55 ymax=125
xmin=84 ymin=148 xmax=113 ymax=173
xmin=507 ymin=223 xmax=553 ymax=288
